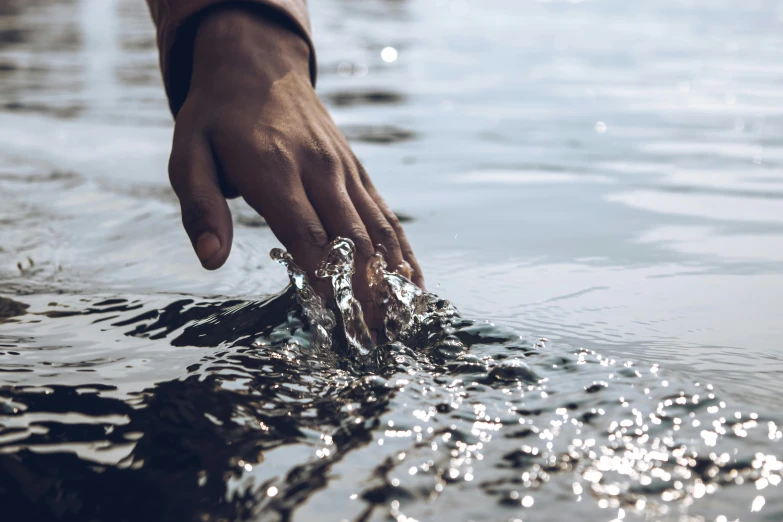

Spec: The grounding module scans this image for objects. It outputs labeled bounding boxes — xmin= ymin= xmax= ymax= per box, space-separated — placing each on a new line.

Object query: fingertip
xmin=196 ymin=231 xmax=226 ymax=270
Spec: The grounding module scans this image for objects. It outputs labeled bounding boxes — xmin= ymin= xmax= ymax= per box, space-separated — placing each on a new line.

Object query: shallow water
xmin=1 ymin=0 xmax=783 ymax=520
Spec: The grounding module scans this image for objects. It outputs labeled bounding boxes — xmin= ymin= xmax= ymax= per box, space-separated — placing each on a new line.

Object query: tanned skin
xmin=167 ymin=6 xmax=424 ymax=327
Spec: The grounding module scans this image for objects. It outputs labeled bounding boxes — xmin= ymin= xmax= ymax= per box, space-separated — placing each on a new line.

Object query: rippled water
xmin=2 ymin=0 xmax=783 ymax=520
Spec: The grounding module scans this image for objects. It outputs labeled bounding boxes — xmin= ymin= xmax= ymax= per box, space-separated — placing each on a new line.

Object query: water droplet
xmin=489 ymin=360 xmax=538 ymax=383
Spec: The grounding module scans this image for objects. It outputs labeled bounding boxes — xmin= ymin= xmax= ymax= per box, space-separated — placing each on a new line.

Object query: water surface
xmin=1 ymin=0 xmax=783 ymax=520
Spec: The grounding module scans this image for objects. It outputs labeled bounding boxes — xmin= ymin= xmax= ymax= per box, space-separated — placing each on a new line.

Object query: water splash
xmin=305 ymin=237 xmax=461 ymax=359
xmin=270 ymin=248 xmax=335 ymax=353
xmin=314 ymin=238 xmax=375 ymax=360
xmin=366 ymin=244 xmax=460 ymax=345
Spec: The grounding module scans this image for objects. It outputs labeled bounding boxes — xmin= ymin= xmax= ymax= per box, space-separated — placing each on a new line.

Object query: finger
xmin=242 ymin=180 xmax=329 ymax=276
xmin=306 ymin=170 xmax=384 ymax=326
xmin=241 ymin=178 xmax=335 ymax=301
xmin=357 ymin=167 xmax=426 ymax=289
xmin=346 ymin=175 xmax=404 ymax=270
xmin=211 ymin=132 xmax=333 ymax=298
xmin=168 ymin=134 xmax=233 ymax=270
xmin=245 ymin=179 xmax=334 ymax=300
xmin=388 ymin=212 xmax=426 ymax=289
xmin=307 ymin=172 xmax=375 ymax=266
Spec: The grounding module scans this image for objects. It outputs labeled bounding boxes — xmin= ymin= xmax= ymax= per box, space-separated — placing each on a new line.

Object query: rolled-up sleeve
xmin=145 ymin=0 xmax=315 ymax=116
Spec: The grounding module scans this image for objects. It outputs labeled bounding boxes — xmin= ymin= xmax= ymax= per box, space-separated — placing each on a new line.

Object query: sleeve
xmin=145 ymin=0 xmax=316 ymax=117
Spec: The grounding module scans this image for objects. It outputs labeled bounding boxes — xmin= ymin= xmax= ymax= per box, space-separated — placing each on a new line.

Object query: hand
xmin=167 ymin=6 xmax=424 ymax=327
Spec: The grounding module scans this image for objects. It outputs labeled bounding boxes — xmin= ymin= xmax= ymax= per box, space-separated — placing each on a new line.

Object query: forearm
xmin=191 ymin=6 xmax=311 ymax=97
xmin=144 ymin=0 xmax=315 ymax=116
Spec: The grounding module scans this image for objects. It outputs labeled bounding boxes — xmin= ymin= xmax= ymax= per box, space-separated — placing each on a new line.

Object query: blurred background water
xmin=1 ymin=0 xmax=783 ymax=520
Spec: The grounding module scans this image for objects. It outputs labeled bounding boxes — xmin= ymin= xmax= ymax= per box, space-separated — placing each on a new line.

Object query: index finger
xmin=243 ymin=180 xmax=329 ymax=277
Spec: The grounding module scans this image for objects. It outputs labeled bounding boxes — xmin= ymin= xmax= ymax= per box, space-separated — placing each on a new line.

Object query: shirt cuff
xmin=150 ymin=0 xmax=316 ymax=117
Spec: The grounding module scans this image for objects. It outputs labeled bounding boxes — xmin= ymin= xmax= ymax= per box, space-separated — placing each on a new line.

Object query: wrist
xmin=190 ymin=5 xmax=311 ymax=93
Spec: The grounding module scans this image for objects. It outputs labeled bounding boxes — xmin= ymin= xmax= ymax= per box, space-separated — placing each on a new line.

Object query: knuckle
xmin=376 ymin=223 xmax=398 ymax=244
xmin=181 ymin=196 xmax=218 ymax=230
xmin=385 ymin=211 xmax=405 ymax=234
xmin=257 ymin=127 xmax=296 ymax=170
xmin=299 ymin=221 xmax=328 ymax=249
xmin=349 ymin=229 xmax=374 ymax=258
xmin=321 ymin=151 xmax=342 ymax=172
xmin=386 ymin=211 xmax=403 ymax=229
xmin=264 ymin=145 xmax=295 ymax=171
xmin=308 ymin=139 xmax=341 ymax=171
xmin=354 ymin=161 xmax=371 ymax=183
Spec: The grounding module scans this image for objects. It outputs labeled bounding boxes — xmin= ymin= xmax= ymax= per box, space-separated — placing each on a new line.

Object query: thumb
xmin=168 ymin=134 xmax=233 ymax=270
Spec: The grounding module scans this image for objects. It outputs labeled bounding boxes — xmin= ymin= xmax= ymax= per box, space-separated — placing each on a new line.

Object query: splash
xmin=279 ymin=237 xmax=462 ymax=360
xmin=270 ymin=248 xmax=336 ymax=352
xmin=366 ymin=244 xmax=460 ymax=345
xmin=314 ymin=238 xmax=375 ymax=360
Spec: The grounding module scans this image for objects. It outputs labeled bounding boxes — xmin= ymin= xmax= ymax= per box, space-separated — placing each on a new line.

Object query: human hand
xmin=167 ymin=6 xmax=424 ymax=327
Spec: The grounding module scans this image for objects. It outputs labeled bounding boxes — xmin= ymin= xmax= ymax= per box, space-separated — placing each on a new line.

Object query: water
xmin=1 ymin=0 xmax=783 ymax=520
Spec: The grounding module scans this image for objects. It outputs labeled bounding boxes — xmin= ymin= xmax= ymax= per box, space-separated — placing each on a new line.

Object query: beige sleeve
xmin=144 ymin=0 xmax=315 ymax=116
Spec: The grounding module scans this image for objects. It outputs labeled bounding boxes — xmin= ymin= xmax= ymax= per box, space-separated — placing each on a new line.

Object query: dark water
xmin=2 ymin=0 xmax=783 ymax=520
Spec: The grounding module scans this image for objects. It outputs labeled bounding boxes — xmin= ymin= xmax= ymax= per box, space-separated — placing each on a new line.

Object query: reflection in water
xmin=0 ymin=296 xmax=28 ymax=321
xmin=324 ymin=90 xmax=405 ymax=108
xmin=340 ymin=124 xmax=416 ymax=144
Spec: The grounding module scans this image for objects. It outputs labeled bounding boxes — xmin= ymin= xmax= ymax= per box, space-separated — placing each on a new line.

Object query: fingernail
xmin=196 ymin=232 xmax=221 ymax=264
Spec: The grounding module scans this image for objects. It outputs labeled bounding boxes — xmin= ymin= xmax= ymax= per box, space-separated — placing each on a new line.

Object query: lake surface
xmin=1 ymin=0 xmax=783 ymax=520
